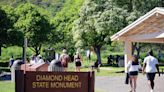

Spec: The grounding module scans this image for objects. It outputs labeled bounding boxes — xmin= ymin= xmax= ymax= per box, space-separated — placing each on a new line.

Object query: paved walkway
xmin=95 ymin=74 xmax=164 ymax=92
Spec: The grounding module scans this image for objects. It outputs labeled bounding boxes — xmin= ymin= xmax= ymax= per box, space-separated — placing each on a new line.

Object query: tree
xmin=0 ymin=0 xmax=66 ymax=16
xmin=0 ymin=6 xmax=19 ymax=56
xmin=0 ymin=8 xmax=9 ymax=56
xmin=72 ymin=0 xmax=128 ymax=64
xmin=51 ymin=0 xmax=84 ymax=55
xmin=1 ymin=5 xmax=24 ymax=47
xmin=0 ymin=5 xmax=25 ymax=57
xmin=14 ymin=3 xmax=52 ymax=55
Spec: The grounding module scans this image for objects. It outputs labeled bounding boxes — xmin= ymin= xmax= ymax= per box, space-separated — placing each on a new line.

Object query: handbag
xmin=125 ymin=73 xmax=129 ymax=84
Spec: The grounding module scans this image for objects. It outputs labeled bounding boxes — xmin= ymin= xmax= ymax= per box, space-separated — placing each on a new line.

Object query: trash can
xmin=118 ymin=59 xmax=124 ymax=67
xmin=11 ymin=60 xmax=23 ymax=82
xmin=48 ymin=60 xmax=64 ymax=72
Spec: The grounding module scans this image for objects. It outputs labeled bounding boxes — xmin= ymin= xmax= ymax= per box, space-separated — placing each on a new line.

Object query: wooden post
xmin=15 ymin=70 xmax=24 ymax=92
xmin=124 ymin=41 xmax=132 ymax=73
xmin=88 ymin=71 xmax=95 ymax=92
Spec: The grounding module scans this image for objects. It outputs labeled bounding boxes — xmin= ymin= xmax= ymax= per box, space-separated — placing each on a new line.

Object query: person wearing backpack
xmin=59 ymin=49 xmax=70 ymax=71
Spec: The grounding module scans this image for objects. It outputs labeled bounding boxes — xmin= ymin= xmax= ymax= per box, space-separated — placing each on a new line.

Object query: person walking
xmin=142 ymin=50 xmax=160 ymax=92
xmin=127 ymin=55 xmax=141 ymax=92
xmin=74 ymin=51 xmax=82 ymax=72
xmin=59 ymin=49 xmax=70 ymax=71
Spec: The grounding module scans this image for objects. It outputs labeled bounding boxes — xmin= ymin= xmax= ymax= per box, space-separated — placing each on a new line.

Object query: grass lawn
xmin=159 ymin=66 xmax=164 ymax=68
xmin=0 ymin=81 xmax=15 ymax=92
xmin=96 ymin=67 xmax=124 ymax=76
xmin=67 ymin=62 xmax=124 ymax=76
xmin=79 ymin=67 xmax=124 ymax=76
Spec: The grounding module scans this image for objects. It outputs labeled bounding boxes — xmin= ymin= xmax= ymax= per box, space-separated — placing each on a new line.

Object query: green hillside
xmin=0 ymin=0 xmax=66 ymax=15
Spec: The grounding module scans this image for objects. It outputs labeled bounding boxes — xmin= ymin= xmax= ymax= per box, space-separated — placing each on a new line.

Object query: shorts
xmin=146 ymin=73 xmax=156 ymax=81
xmin=75 ymin=62 xmax=81 ymax=67
xmin=129 ymin=71 xmax=138 ymax=76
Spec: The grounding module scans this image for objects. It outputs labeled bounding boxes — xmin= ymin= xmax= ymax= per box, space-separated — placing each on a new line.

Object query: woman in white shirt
xmin=127 ymin=55 xmax=141 ymax=92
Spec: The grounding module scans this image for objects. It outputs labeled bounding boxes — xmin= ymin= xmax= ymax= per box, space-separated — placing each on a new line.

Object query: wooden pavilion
xmin=111 ymin=7 xmax=164 ymax=72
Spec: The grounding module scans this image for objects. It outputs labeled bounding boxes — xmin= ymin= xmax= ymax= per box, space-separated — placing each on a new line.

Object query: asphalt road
xmin=95 ymin=74 xmax=164 ymax=92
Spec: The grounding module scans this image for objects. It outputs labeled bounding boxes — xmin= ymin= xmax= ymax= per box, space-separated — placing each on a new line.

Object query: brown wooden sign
xmin=15 ymin=70 xmax=94 ymax=92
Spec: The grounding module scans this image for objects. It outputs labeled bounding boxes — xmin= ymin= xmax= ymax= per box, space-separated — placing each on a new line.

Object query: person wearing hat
xmin=74 ymin=51 xmax=82 ymax=72
xmin=142 ymin=49 xmax=160 ymax=92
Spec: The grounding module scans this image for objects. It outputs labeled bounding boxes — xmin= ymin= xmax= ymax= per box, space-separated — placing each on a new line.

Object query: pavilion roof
xmin=111 ymin=7 xmax=164 ymax=43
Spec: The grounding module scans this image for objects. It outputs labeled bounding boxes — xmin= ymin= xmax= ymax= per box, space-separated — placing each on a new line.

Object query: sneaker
xmin=150 ymin=89 xmax=154 ymax=92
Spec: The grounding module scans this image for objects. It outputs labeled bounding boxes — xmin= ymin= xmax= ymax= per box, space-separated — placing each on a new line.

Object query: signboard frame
xmin=15 ymin=70 xmax=94 ymax=92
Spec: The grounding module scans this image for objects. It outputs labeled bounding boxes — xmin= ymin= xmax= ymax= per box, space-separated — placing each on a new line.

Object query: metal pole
xmin=23 ymin=38 xmax=27 ymax=73
xmin=23 ymin=38 xmax=27 ymax=63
